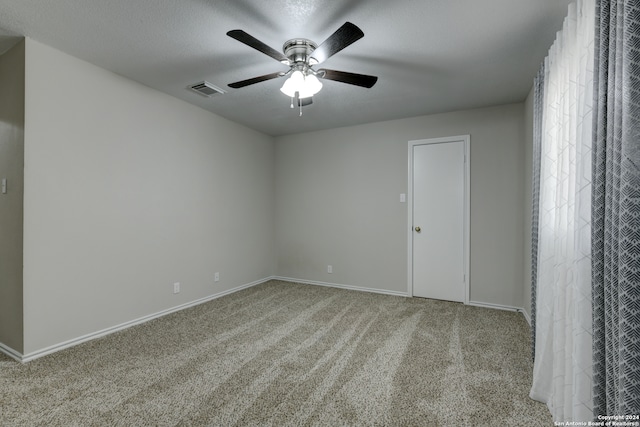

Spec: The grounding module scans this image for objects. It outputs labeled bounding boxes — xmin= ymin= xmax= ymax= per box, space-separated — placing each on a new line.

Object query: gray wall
xmin=275 ymin=104 xmax=526 ymax=308
xmin=22 ymin=39 xmax=275 ymax=356
xmin=12 ymin=36 xmax=532 ymax=358
xmin=0 ymin=40 xmax=25 ymax=354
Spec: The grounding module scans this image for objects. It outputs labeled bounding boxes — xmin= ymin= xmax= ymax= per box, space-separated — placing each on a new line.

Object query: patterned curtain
xmin=592 ymin=0 xmax=640 ymax=417
xmin=530 ymin=63 xmax=545 ymax=361
xmin=529 ymin=0 xmax=595 ymax=422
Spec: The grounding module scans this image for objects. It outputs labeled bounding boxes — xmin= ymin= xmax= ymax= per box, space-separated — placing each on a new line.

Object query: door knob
xmin=415 ymin=226 xmax=421 ymax=233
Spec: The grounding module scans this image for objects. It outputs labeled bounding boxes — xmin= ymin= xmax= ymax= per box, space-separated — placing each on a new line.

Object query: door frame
xmin=407 ymin=135 xmax=470 ymax=302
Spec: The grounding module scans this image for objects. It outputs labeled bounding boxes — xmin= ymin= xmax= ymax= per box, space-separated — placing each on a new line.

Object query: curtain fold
xmin=530 ymin=63 xmax=545 ymax=362
xmin=592 ymin=0 xmax=640 ymax=417
xmin=530 ymin=0 xmax=595 ymax=421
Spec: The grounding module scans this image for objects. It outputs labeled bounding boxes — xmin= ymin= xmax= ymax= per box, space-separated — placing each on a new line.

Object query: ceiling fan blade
xmin=311 ymin=22 xmax=364 ymax=64
xmin=318 ymin=69 xmax=378 ymax=88
xmin=227 ymin=30 xmax=289 ymax=63
xmin=228 ymin=72 xmax=283 ymax=89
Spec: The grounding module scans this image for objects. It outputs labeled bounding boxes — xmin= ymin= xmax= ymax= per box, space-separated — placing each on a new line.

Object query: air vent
xmin=189 ymin=81 xmax=226 ymax=97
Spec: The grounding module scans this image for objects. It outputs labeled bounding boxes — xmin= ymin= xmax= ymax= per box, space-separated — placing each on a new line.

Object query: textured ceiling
xmin=0 ymin=0 xmax=571 ymax=136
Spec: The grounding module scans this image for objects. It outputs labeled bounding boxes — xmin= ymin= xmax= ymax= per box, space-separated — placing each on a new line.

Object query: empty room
xmin=1 ymin=0 xmax=638 ymax=425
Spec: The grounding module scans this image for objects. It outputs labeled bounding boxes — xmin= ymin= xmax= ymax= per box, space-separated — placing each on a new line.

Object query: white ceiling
xmin=0 ymin=0 xmax=571 ymax=136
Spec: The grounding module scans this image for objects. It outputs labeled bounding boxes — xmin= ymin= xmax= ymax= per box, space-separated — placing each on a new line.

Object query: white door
xmin=409 ymin=136 xmax=468 ymax=302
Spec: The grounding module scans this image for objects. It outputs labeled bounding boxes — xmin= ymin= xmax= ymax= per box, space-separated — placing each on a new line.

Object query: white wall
xmin=0 ymin=40 xmax=25 ymax=354
xmin=22 ymin=39 xmax=275 ymax=356
xmin=275 ymin=104 xmax=526 ymax=308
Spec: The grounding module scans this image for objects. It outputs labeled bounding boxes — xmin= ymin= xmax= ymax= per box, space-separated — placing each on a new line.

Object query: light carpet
xmin=0 ymin=280 xmax=552 ymax=426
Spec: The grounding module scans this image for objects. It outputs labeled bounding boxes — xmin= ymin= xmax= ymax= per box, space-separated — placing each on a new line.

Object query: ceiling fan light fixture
xmin=280 ymin=70 xmax=322 ymax=99
xmin=279 ymin=70 xmax=303 ymax=97
xmin=303 ymin=74 xmax=323 ymax=96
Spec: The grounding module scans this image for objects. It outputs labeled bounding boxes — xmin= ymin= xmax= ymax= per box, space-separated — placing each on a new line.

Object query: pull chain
xmin=288 ymin=93 xmax=303 ymax=116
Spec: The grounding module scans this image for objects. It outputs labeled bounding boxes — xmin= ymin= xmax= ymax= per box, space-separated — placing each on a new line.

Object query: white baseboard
xmin=17 ymin=277 xmax=271 ymax=363
xmin=0 ymin=342 xmax=23 ymax=363
xmin=468 ymin=300 xmax=531 ymax=324
xmin=273 ymin=276 xmax=408 ymax=298
xmin=467 ymin=300 xmax=521 ymax=312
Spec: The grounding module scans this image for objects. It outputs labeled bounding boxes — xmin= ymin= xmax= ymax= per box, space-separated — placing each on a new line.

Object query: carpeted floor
xmin=0 ymin=280 xmax=552 ymax=426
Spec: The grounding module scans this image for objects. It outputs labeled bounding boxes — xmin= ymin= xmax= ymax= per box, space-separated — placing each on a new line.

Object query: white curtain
xmin=529 ymin=0 xmax=595 ymax=422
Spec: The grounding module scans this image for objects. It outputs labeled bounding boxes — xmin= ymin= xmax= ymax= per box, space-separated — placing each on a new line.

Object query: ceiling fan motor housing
xmin=282 ymin=39 xmax=319 ymax=67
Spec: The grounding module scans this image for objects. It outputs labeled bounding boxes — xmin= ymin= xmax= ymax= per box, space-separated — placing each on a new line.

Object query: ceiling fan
xmin=226 ymin=22 xmax=378 ymax=115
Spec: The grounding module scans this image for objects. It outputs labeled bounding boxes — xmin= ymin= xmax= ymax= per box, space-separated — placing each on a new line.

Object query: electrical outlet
xmin=214 ymin=272 xmax=220 ymax=282
xmin=173 ymin=282 xmax=180 ymax=294
xmin=327 ymin=265 xmax=333 ymax=274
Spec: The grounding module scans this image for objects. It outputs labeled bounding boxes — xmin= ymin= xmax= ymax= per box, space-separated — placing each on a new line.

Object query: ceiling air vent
xmin=189 ymin=81 xmax=226 ymax=97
